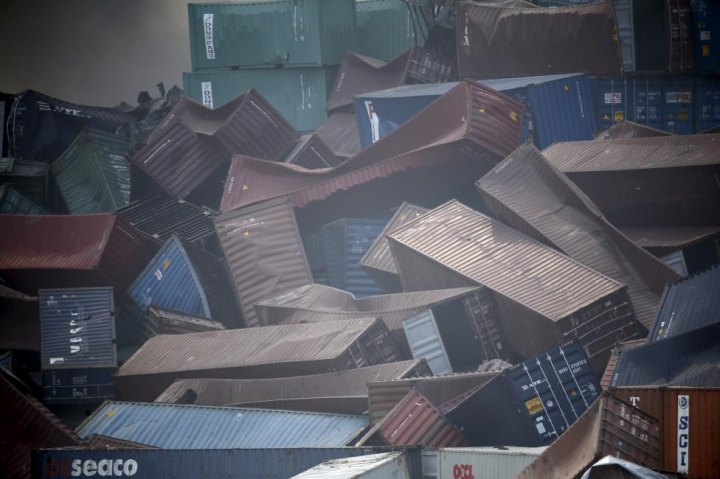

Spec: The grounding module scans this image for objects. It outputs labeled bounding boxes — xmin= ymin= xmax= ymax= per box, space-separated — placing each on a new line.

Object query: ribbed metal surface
xmin=322 ymin=219 xmax=387 ymax=297
xmin=0 ymin=184 xmax=50 ymax=215
xmin=76 ymin=402 xmax=368 ymax=449
xmin=117 ymin=195 xmax=219 ymax=253
xmin=387 ymin=200 xmax=629 ymax=363
xmin=0 ymin=160 xmax=49 ymax=207
xmin=188 ymin=1 xmax=356 ymax=71
xmin=143 ymin=306 xmax=226 ymax=341
xmin=599 ymin=339 xmax=644 ymax=390
xmin=291 ymin=452 xmax=408 ymax=479
xmin=456 ymin=2 xmax=621 ymax=78
xmin=610 ymin=322 xmax=720 ymax=387
xmin=477 ymin=143 xmax=679 ymax=330
xmin=51 ymin=128 xmax=131 ymax=214
xmin=695 ymin=76 xmax=720 ymax=133
xmin=515 ymin=392 xmax=661 ymax=479
xmin=316 ymin=113 xmax=361 ymax=159
xmin=155 ymin=358 xmax=428 ymax=405
xmin=356 ymin=0 xmax=429 ymax=61
xmin=115 ymin=318 xmax=395 ymax=401
xmin=595 ymin=121 xmax=673 ymax=140
xmin=357 ymin=389 xmax=468 ymax=448
xmin=86 ymin=434 xmax=156 ymax=449
xmin=39 ymin=288 xmax=116 ymax=369
xmin=183 ymin=68 xmax=337 ymax=133
xmin=0 ymin=371 xmax=83 ymax=479
xmin=437 ymin=447 xmax=546 ymax=479
xmin=693 ymin=0 xmax=720 ymax=73
xmin=232 ymin=396 xmax=369 ymax=416
xmin=215 ymin=197 xmax=313 ymax=327
xmin=402 ymin=310 xmax=453 ymax=375
xmin=360 ymin=203 xmax=428 ymax=293
xmin=219 ymin=80 xmax=525 ymax=226
xmin=284 ymin=134 xmax=342 ymax=169
xmin=649 ymin=265 xmax=720 ymax=342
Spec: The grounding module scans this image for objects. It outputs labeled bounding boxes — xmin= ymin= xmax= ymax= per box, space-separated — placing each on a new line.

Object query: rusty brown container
xmin=283 ymin=134 xmax=343 ymax=169
xmin=610 ymin=387 xmax=720 ymax=478
xmin=515 ymin=392 xmax=661 ymax=479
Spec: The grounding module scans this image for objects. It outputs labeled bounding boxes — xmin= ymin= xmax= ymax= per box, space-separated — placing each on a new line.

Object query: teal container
xmin=183 ymin=68 xmax=338 ymax=133
xmin=356 ymin=0 xmax=430 ymax=61
xmin=189 ymin=1 xmax=356 ymax=71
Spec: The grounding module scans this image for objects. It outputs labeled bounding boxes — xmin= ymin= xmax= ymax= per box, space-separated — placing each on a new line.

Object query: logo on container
xmin=201 ymin=82 xmax=213 ymax=109
xmin=44 ymin=459 xmax=138 ymax=477
xmin=453 ymin=464 xmax=475 ymax=479
xmin=677 ymin=394 xmax=689 ymax=473
xmin=203 ymin=14 xmax=215 ymax=59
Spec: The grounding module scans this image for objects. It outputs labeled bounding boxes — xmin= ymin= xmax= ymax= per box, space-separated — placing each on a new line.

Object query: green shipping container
xmin=189 ymin=0 xmax=356 ymax=71
xmin=183 ymin=68 xmax=338 ymax=133
xmin=356 ymin=0 xmax=430 ymax=61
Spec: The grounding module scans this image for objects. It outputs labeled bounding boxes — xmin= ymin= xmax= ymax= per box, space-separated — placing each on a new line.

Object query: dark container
xmin=695 ymin=76 xmax=720 ymax=132
xmin=0 ymin=159 xmax=50 ymax=208
xmin=691 ymin=0 xmax=720 ymax=73
xmin=446 ymin=342 xmax=601 ymax=447
xmin=405 ymin=46 xmax=457 ymax=84
xmin=41 ymin=368 xmax=116 ymax=404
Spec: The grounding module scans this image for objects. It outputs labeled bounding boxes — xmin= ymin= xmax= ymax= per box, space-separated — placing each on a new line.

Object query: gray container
xmin=437 ymin=447 xmax=547 ymax=479
xmin=402 ymin=309 xmax=453 ymax=376
xmin=291 ymin=452 xmax=409 ymax=479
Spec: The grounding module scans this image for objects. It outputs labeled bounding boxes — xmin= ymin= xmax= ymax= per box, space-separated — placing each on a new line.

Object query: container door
xmin=631 ymin=77 xmax=663 ymax=130
xmin=695 ymin=77 xmax=720 ymax=132
xmin=543 ymin=343 xmax=601 ymax=423
xmin=595 ymin=77 xmax=628 ymax=132
xmin=692 ymin=0 xmax=720 ymax=73
xmin=402 ymin=309 xmax=453 ymax=375
xmin=662 ymin=77 xmax=694 ymax=134
xmin=462 ymin=291 xmax=510 ymax=362
xmin=614 ymin=0 xmax=636 ymax=72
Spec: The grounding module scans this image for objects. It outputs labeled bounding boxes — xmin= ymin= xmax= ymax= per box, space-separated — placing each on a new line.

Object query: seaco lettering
xmin=45 ymin=459 xmax=138 ymax=477
xmin=677 ymin=395 xmax=689 ymax=473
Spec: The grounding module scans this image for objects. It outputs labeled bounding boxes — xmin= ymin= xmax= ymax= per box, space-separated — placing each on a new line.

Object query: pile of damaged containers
xmin=1 ymin=0 xmax=720 ymax=478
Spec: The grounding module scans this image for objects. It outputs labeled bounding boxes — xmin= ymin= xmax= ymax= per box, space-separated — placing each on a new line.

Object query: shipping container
xmin=42 ymin=368 xmax=116 ymax=405
xmin=360 ymin=202 xmax=429 ymax=293
xmin=291 ymin=452 xmax=409 ymax=479
xmin=692 ymin=0 xmax=720 ymax=72
xmin=695 ymin=76 xmax=720 ymax=132
xmin=32 ymin=447 xmax=423 ymax=479
xmin=610 ymin=387 xmax=720 ymax=478
xmin=0 ymin=184 xmax=50 ymax=215
xmin=215 ymin=197 xmax=313 ymax=328
xmin=516 ymin=392 xmax=661 ymax=478
xmin=649 ymin=265 xmax=720 ymax=342
xmin=0 ymin=159 xmax=50 ymax=209
xmin=50 ymin=128 xmax=131 ymax=214
xmin=142 ymin=306 xmax=226 ymax=342
xmin=595 ymin=120 xmax=673 ymax=140
xmin=231 ymin=396 xmax=369 ymax=415
xmin=284 ymin=134 xmax=342 ymax=169
xmin=356 ymin=0 xmax=430 ymax=61
xmin=76 ymin=401 xmax=368 ymax=449
xmin=316 ymin=112 xmax=361 ymax=160
xmin=358 ymin=389 xmax=468 ymax=448
xmin=387 ymin=200 xmax=633 ymax=371
xmin=663 ymin=76 xmax=695 ymax=134
xmin=183 ymin=68 xmax=337 ymax=133
xmin=0 ymin=285 xmax=40 ymax=353
xmin=188 ymin=1 xmax=356 ymax=71
xmin=447 ymin=342 xmax=601 ymax=447
xmin=619 ymin=225 xmax=720 ymax=271
xmin=114 ymin=317 xmax=402 ymax=401
xmin=128 ymin=235 xmax=241 ymax=328
xmin=402 ymin=310 xmax=453 ymax=375
xmin=436 ymin=447 xmax=546 ymax=479
xmin=155 ymin=358 xmax=430 ymax=406
xmin=322 ymin=218 xmax=388 ymax=297
xmin=0 ymin=93 xmax=12 ymax=157
xmin=477 ymin=143 xmax=677 ymax=331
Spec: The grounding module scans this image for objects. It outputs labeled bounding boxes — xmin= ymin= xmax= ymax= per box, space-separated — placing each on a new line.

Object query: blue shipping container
xmin=42 ymin=368 xmax=115 ymax=404
xmin=33 ymin=448 xmax=422 ymax=479
xmin=662 ymin=76 xmax=695 ymax=134
xmin=691 ymin=0 xmax=720 ymax=73
xmin=322 ymin=219 xmax=389 ymax=297
xmin=695 ymin=76 xmax=720 ymax=132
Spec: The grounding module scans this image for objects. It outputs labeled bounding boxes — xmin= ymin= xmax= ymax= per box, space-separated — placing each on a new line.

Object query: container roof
xmin=291 ymin=452 xmax=403 ymax=479
xmin=594 ymin=121 xmax=673 ymax=141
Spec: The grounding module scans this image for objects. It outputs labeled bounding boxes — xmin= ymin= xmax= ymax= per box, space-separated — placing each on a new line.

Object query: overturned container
xmin=291 ymin=452 xmax=409 ymax=479
xmin=142 ymin=306 xmax=226 ymax=342
xmin=436 ymin=447 xmax=547 ymax=479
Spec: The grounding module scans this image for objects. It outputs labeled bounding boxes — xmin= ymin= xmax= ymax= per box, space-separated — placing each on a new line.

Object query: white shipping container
xmin=437 ymin=447 xmax=547 ymax=479
xmin=402 ymin=309 xmax=453 ymax=375
xmin=291 ymin=452 xmax=410 ymax=479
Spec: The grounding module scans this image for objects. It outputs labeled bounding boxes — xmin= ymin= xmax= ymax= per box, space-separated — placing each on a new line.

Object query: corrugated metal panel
xmin=405 ymin=46 xmax=457 ymax=84
xmin=142 ymin=306 xmax=225 ymax=341
xmin=76 ymin=402 xmax=368 ymax=449
xmin=620 ymin=226 xmax=720 ymax=256
xmin=610 ymin=387 xmax=720 ymax=478
xmin=117 ymin=195 xmax=220 ymax=254
xmin=154 ymin=358 xmax=429 ymax=405
xmin=32 ymin=447 xmax=423 ymax=479
xmin=477 ymin=143 xmax=678 ymax=331
xmin=360 ymin=203 xmax=429 ymax=293
xmin=0 ymin=184 xmax=50 ymax=215
xmin=39 ymin=288 xmax=116 ymax=369
xmin=215 ymin=197 xmax=313 ymax=327
xmin=220 ymin=80 xmax=526 ymax=229
xmin=594 ymin=76 xmax=662 ymax=132
xmin=595 ymin=121 xmax=673 ymax=140
xmin=387 ymin=200 xmax=633 ymax=368
xmin=367 ymin=372 xmax=497 ymax=426
xmin=42 ymin=368 xmax=116 ymax=405
xmin=0 ymin=370 xmax=83 ymax=479
xmin=183 ymin=68 xmax=337 ymax=133
xmin=316 ymin=113 xmax=361 ymax=159
xmin=131 ymin=92 xmax=298 ymax=201
xmin=695 ymin=76 xmax=720 ymax=133
xmin=128 ymin=235 xmax=242 ymax=328
xmin=599 ymin=339 xmax=645 ymax=390
xmin=357 ymin=389 xmax=468 ymax=448
xmin=356 ymin=0 xmax=429 ymax=61
xmin=446 ymin=342 xmax=601 ymax=447
xmin=50 ymin=128 xmax=131 ymax=214
xmin=0 ymin=160 xmax=49 ymax=207
xmin=542 ymin=134 xmax=720 ymax=227
xmin=692 ymin=0 xmax=720 ymax=73
xmin=188 ymin=1 xmax=356 ymax=70
xmin=322 ymin=219 xmax=387 ymax=297
xmin=437 ymin=447 xmax=546 ymax=479
xmin=649 ymin=265 xmax=720 ymax=342
xmin=402 ymin=310 xmax=453 ymax=375
xmin=610 ymin=322 xmax=720 ymax=387
xmin=456 ymin=2 xmax=622 ymax=78
xmin=515 ymin=392 xmax=661 ymax=478
xmin=232 ymin=396 xmax=369 ymax=416
xmin=284 ymin=134 xmax=342 ymax=169
xmin=115 ymin=317 xmax=401 ymax=401
xmin=662 ymin=76 xmax=694 ymax=134
xmin=291 ymin=452 xmax=408 ymax=479
xmin=86 ymin=434 xmax=156 ymax=450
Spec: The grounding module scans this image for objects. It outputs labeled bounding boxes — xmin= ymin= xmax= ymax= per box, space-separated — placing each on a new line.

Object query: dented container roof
xmin=594 ymin=121 xmax=674 ymax=140
xmin=76 ymin=401 xmax=368 ymax=449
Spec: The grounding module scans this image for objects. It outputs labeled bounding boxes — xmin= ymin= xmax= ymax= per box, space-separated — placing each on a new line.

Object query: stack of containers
xmin=183 ymin=0 xmax=357 ymax=133
xmin=355 ymin=0 xmax=430 ymax=61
